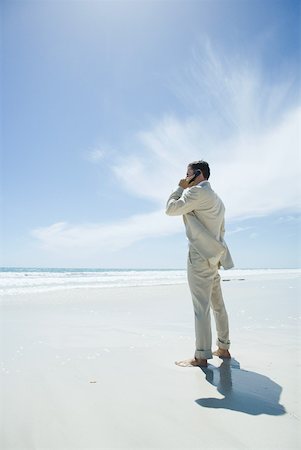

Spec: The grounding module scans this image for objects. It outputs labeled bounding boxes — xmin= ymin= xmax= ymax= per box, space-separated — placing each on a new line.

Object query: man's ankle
xmin=213 ymin=348 xmax=231 ymax=358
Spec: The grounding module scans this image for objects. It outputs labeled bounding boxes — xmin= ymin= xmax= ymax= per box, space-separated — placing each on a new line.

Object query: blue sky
xmin=1 ymin=0 xmax=300 ymax=269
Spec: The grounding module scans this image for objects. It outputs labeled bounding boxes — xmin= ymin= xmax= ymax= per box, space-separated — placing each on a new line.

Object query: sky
xmin=1 ymin=0 xmax=300 ymax=269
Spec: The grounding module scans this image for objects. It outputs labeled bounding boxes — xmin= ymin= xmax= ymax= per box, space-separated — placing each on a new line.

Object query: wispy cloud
xmin=114 ymin=106 xmax=299 ymax=220
xmin=115 ymin=40 xmax=300 ymax=220
xmin=227 ymin=226 xmax=254 ymax=235
xmin=32 ymin=39 xmax=300 ymax=253
xmin=173 ymin=37 xmax=296 ymax=133
xmin=275 ymin=215 xmax=301 ymax=223
xmin=31 ymin=210 xmax=183 ymax=252
xmin=84 ymin=146 xmax=108 ymax=163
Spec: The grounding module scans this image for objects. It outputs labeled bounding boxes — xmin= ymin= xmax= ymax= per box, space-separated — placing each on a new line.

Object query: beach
xmin=0 ymin=270 xmax=300 ymax=449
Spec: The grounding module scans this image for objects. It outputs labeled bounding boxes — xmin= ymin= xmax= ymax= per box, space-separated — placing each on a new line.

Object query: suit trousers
xmin=187 ymin=246 xmax=230 ymax=360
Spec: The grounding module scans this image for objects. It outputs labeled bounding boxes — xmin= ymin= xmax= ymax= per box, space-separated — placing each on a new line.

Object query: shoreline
xmin=1 ymin=268 xmax=300 ymax=298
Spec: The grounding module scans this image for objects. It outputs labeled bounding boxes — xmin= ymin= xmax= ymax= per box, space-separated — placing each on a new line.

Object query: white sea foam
xmin=0 ymin=270 xmax=186 ymax=296
xmin=0 ymin=268 xmax=300 ymax=296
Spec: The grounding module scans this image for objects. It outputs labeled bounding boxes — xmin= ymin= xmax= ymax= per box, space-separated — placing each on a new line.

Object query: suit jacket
xmin=165 ymin=181 xmax=234 ymax=269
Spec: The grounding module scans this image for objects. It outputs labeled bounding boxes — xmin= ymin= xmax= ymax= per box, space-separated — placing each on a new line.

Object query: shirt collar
xmin=197 ymin=180 xmax=209 ymax=186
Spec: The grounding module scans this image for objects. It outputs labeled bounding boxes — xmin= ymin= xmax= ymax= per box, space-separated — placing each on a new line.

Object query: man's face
xmin=186 ymin=165 xmax=195 ymax=178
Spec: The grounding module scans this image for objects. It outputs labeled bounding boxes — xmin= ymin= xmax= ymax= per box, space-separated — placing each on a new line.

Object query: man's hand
xmin=179 ymin=175 xmax=196 ymax=189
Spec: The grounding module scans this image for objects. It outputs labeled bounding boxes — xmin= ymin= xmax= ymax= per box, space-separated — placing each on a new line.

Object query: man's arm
xmin=165 ymin=186 xmax=200 ymax=216
xmin=220 ymin=218 xmax=225 ymax=240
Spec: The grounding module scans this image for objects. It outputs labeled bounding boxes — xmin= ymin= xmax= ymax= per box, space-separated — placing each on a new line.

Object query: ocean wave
xmin=0 ymin=268 xmax=300 ymax=296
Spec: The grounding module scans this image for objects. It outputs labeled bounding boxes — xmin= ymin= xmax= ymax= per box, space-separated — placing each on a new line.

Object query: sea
xmin=0 ymin=267 xmax=300 ymax=296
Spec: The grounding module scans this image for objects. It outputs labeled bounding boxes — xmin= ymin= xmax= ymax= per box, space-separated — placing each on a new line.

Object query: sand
xmin=0 ymin=273 xmax=300 ymax=449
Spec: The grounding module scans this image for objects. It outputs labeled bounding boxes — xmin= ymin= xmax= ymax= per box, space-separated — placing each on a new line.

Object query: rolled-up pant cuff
xmin=217 ymin=338 xmax=230 ymax=350
xmin=195 ymin=349 xmax=213 ymax=360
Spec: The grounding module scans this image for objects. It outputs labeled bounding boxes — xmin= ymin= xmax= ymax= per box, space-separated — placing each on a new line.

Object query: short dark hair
xmin=188 ymin=160 xmax=210 ymax=179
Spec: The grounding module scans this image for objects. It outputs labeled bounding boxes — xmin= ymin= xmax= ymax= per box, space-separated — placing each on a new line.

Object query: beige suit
xmin=166 ymin=181 xmax=233 ymax=359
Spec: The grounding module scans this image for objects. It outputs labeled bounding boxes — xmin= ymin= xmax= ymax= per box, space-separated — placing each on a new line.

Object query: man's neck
xmin=197 ymin=179 xmax=209 ymax=186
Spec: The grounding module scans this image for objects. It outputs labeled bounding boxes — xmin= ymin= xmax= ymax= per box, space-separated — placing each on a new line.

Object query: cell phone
xmin=188 ymin=169 xmax=201 ymax=184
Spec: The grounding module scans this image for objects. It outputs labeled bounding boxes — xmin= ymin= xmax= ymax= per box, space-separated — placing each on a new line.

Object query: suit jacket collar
xmin=197 ymin=180 xmax=210 ymax=187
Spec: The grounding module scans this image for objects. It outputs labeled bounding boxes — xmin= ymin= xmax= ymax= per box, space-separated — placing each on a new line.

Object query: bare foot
xmin=175 ymin=357 xmax=208 ymax=367
xmin=213 ymin=348 xmax=231 ymax=359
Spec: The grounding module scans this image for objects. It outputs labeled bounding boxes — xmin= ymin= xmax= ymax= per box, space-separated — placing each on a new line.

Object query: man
xmin=165 ymin=160 xmax=234 ymax=368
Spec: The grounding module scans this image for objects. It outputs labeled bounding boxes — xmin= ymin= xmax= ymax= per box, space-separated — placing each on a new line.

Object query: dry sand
xmin=0 ymin=273 xmax=300 ymax=449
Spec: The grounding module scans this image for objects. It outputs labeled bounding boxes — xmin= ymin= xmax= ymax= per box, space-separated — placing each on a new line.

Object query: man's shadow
xmin=195 ymin=358 xmax=286 ymax=415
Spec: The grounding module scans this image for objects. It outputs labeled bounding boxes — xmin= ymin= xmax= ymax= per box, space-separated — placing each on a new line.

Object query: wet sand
xmin=1 ymin=272 xmax=300 ymax=449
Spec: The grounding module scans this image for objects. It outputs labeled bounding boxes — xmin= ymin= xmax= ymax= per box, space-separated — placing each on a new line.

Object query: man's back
xmin=184 ymin=181 xmax=225 ymax=241
xmin=166 ymin=180 xmax=233 ymax=269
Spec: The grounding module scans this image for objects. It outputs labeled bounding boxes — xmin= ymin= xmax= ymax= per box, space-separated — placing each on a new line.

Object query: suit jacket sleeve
xmin=220 ymin=218 xmax=225 ymax=240
xmin=165 ymin=186 xmax=202 ymax=216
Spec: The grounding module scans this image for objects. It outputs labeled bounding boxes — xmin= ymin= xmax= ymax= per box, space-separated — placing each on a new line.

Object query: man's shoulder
xmin=188 ymin=182 xmax=213 ymax=196
xmin=186 ymin=185 xmax=206 ymax=198
xmin=189 ymin=183 xmax=224 ymax=205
